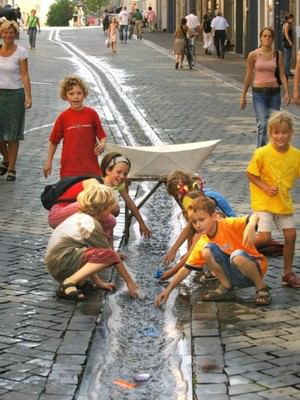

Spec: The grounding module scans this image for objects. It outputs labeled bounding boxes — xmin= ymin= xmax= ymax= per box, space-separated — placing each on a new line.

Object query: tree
xmin=81 ymin=0 xmax=110 ymax=14
xmin=47 ymin=0 xmax=73 ymax=26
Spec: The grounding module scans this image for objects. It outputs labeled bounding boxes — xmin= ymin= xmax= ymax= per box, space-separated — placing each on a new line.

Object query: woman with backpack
xmin=202 ymin=14 xmax=213 ymax=55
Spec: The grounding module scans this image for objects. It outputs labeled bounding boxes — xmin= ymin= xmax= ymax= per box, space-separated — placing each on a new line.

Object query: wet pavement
xmin=0 ymin=27 xmax=300 ymax=400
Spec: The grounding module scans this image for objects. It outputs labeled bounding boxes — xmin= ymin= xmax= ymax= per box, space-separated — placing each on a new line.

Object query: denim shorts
xmin=204 ymin=243 xmax=261 ymax=288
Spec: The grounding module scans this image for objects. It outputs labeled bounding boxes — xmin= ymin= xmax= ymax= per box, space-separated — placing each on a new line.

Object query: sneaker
xmin=282 ymin=271 xmax=300 ymax=288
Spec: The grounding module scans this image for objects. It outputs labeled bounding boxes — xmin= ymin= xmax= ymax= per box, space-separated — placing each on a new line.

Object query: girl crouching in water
xmin=101 ymin=152 xmax=152 ymax=238
xmin=45 ymin=184 xmax=138 ymax=301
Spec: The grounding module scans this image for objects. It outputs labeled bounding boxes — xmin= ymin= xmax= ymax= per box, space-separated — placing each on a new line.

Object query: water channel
xmin=77 ymin=185 xmax=191 ymax=400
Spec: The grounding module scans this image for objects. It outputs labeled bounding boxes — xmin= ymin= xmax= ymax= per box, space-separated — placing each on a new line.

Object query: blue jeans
xmin=119 ymin=25 xmax=128 ymax=42
xmin=252 ymin=87 xmax=281 ymax=147
xmin=283 ymin=46 xmax=292 ymax=75
xmin=204 ymin=243 xmax=260 ymax=288
xmin=29 ymin=27 xmax=37 ymax=49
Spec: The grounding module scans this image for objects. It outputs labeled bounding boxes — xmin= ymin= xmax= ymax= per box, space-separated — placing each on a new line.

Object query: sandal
xmin=6 ymin=170 xmax=16 ymax=181
xmin=0 ymin=161 xmax=8 ymax=175
xmin=201 ymin=284 xmax=233 ymax=301
xmin=255 ymin=286 xmax=272 ymax=306
xmin=199 ymin=270 xmax=218 ymax=284
xmin=57 ymin=282 xmax=85 ymax=301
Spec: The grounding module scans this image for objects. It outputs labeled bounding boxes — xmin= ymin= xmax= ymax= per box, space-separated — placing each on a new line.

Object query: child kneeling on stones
xmin=45 ymin=184 xmax=138 ymax=301
xmin=160 ymin=169 xmax=236 ymax=281
xmin=155 ymin=197 xmax=271 ymax=307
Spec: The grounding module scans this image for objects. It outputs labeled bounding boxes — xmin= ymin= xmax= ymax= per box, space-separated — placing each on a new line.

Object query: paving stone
xmin=0 ymin=392 xmax=39 ymax=400
xmin=195 ymin=372 xmax=228 ymax=384
xmin=195 ymin=383 xmax=227 ymax=395
xmin=228 ymin=382 xmax=265 ymax=395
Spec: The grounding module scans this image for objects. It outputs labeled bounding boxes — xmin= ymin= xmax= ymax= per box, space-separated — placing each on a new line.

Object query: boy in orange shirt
xmin=155 ymin=197 xmax=271 ymax=307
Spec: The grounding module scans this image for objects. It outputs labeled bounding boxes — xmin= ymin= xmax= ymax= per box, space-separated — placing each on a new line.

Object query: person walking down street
xmin=146 ymin=6 xmax=156 ymax=33
xmin=78 ymin=6 xmax=85 ymax=27
xmin=72 ymin=6 xmax=79 ymax=27
xmin=211 ymin=11 xmax=229 ymax=59
xmin=102 ymin=13 xmax=110 ymax=35
xmin=155 ymin=197 xmax=271 ymax=307
xmin=185 ymin=9 xmax=200 ymax=45
xmin=107 ymin=17 xmax=119 ymax=53
xmin=173 ymin=17 xmax=192 ymax=69
xmin=134 ymin=9 xmax=144 ymax=40
xmin=246 ymin=111 xmax=300 ymax=289
xmin=0 ymin=20 xmax=32 ymax=181
xmin=26 ymin=9 xmax=40 ymax=50
xmin=240 ymin=27 xmax=289 ymax=147
xmin=282 ymin=14 xmax=294 ymax=78
xmin=45 ymin=184 xmax=139 ymax=301
xmin=202 ymin=14 xmax=214 ymax=55
xmin=118 ymin=6 xmax=129 ymax=43
xmin=293 ymin=49 xmax=300 ymax=104
xmin=43 ymin=75 xmax=107 ymax=179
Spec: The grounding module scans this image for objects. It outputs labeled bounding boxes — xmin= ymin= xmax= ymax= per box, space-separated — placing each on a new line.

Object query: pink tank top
xmin=254 ymin=49 xmax=277 ymax=85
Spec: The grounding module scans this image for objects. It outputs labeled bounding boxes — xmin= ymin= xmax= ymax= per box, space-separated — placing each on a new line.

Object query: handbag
xmin=105 ymin=38 xmax=111 ymax=48
xmin=274 ymin=50 xmax=282 ymax=86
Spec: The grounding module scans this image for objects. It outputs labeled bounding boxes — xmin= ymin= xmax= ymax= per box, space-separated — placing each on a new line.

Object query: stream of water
xmin=77 ymin=185 xmax=190 ymax=400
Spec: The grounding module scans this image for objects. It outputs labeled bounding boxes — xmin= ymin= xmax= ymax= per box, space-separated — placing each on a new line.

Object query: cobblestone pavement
xmin=0 ymin=27 xmax=300 ymax=400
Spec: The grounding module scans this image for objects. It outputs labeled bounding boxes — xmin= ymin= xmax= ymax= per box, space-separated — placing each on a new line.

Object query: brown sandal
xmin=255 ymin=286 xmax=271 ymax=306
xmin=202 ymin=284 xmax=233 ymax=301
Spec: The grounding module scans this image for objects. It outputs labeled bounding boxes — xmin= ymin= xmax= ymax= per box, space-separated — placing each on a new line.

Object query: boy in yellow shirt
xmin=247 ymin=111 xmax=300 ymax=288
xmin=155 ymin=197 xmax=270 ymax=307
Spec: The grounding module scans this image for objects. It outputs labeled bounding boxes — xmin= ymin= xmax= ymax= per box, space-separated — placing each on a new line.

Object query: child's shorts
xmin=256 ymin=211 xmax=295 ymax=232
xmin=204 ymin=243 xmax=261 ymax=289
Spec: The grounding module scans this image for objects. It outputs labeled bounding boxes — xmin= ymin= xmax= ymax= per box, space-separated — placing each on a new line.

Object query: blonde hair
xmin=0 ymin=20 xmax=19 ymax=34
xmin=59 ymin=75 xmax=89 ymax=100
xmin=77 ymin=184 xmax=116 ymax=217
xmin=187 ymin=196 xmax=216 ymax=217
xmin=267 ymin=111 xmax=294 ymax=139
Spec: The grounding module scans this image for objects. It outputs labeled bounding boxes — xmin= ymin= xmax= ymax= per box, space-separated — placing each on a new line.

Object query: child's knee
xmin=202 ymin=243 xmax=219 ymax=262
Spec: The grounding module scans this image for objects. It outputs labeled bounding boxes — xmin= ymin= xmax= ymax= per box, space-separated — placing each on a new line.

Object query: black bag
xmin=274 ymin=50 xmax=282 ymax=86
xmin=41 ymin=175 xmax=102 ymax=210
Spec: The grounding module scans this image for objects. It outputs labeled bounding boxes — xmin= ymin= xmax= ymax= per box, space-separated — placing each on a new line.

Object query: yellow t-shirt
xmin=247 ymin=144 xmax=300 ymax=214
xmin=186 ymin=216 xmax=267 ymax=275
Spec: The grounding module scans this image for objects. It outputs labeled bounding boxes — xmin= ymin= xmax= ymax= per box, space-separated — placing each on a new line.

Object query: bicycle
xmin=185 ymin=38 xmax=196 ymax=69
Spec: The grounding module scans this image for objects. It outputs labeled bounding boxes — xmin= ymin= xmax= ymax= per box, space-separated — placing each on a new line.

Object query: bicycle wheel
xmin=186 ymin=46 xmax=193 ymax=69
xmin=190 ymin=45 xmax=196 ymax=67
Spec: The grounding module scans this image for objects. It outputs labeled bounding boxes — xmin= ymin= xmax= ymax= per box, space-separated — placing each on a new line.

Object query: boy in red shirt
xmin=44 ymin=75 xmax=107 ymax=179
xmin=155 ymin=197 xmax=271 ymax=307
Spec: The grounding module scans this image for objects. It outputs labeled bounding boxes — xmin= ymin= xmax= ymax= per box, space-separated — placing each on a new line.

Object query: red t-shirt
xmin=49 ymin=106 xmax=107 ymax=177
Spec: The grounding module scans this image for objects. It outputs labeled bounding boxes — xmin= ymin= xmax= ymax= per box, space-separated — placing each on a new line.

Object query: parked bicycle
xmin=185 ymin=38 xmax=196 ymax=69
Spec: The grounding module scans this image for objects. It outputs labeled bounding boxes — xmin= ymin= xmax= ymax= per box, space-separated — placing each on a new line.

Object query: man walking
xmin=211 ymin=11 xmax=229 ymax=59
xmin=146 ymin=6 xmax=156 ymax=33
xmin=118 ymin=6 xmax=129 ymax=43
xmin=185 ymin=9 xmax=200 ymax=45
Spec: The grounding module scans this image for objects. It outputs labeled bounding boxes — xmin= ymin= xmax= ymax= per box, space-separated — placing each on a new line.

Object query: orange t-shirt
xmin=186 ymin=216 xmax=267 ymax=275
